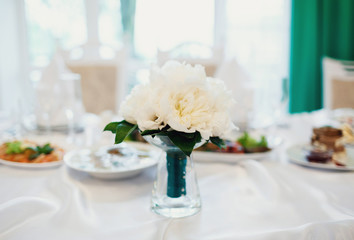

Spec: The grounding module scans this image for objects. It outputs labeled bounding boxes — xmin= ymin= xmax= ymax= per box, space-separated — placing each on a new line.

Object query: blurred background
xmin=0 ymin=0 xmax=353 ymax=133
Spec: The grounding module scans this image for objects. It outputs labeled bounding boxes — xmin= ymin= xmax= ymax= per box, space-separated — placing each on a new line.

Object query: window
xmin=225 ymin=0 xmax=290 ymax=81
xmin=134 ymin=0 xmax=214 ymax=59
xmin=224 ymin=0 xmax=290 ymax=127
xmin=24 ymin=0 xmax=289 ymax=76
xmin=98 ymin=0 xmax=123 ymax=49
xmin=23 ymin=0 xmax=290 ymax=123
xmin=24 ymin=0 xmax=87 ymax=67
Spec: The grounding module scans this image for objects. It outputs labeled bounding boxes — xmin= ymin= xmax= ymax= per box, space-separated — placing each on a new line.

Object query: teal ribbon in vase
xmin=166 ymin=151 xmax=187 ymax=198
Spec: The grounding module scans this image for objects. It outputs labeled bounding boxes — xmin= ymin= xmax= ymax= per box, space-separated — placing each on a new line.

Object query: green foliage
xmin=103 ymin=122 xmax=120 ymax=133
xmin=166 ymin=131 xmax=202 ymax=157
xmin=103 ymin=120 xmax=138 ymax=144
xmin=141 ymin=126 xmax=203 ymax=156
xmin=258 ymin=136 xmax=268 ymax=148
xmin=140 ymin=129 xmax=161 ymax=136
xmin=26 ymin=143 xmax=54 ymax=160
xmin=104 ymin=121 xmax=226 ymax=157
xmin=5 ymin=141 xmax=23 ymax=154
xmin=237 ymin=132 xmax=268 ymax=148
xmin=210 ymin=137 xmax=226 ymax=149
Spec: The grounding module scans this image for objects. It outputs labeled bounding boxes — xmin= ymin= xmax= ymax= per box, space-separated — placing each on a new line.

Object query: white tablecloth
xmin=1 ymin=111 xmax=354 ymax=240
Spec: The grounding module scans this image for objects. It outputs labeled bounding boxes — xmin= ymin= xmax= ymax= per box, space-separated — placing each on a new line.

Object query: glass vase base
xmin=152 ymin=204 xmax=201 ymax=218
xmin=151 ymin=196 xmax=201 ymax=218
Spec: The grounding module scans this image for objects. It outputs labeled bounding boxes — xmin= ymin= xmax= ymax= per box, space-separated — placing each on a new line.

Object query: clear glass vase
xmin=144 ymin=135 xmax=202 ymax=218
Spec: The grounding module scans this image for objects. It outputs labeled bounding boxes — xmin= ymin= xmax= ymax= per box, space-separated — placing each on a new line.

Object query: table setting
xmin=1 ymin=61 xmax=354 ymax=240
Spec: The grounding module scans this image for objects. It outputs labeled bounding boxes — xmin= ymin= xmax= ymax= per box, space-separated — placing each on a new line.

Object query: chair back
xmin=157 ymin=42 xmax=223 ymax=77
xmin=66 ymin=48 xmax=127 ymax=114
xmin=322 ymin=57 xmax=354 ymax=109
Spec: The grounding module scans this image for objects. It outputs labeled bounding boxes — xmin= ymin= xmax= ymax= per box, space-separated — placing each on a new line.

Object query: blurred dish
xmin=0 ymin=158 xmax=63 ymax=168
xmin=287 ymin=144 xmax=354 ymax=171
xmin=0 ymin=140 xmax=64 ymax=168
xmin=64 ymin=142 xmax=159 ymax=179
xmin=196 ymin=132 xmax=271 ymax=154
xmin=193 ymin=135 xmax=282 ymax=164
xmin=331 ymin=108 xmax=354 ymax=127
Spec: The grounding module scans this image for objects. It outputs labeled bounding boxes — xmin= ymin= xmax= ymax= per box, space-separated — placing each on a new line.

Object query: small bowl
xmin=303 ymin=145 xmax=333 ymax=163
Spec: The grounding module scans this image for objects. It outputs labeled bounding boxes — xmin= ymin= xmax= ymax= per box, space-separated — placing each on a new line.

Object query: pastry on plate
xmin=311 ymin=126 xmax=344 ymax=152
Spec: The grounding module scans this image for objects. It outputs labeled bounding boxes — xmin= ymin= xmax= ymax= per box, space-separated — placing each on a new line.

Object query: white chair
xmin=322 ymin=57 xmax=354 ymax=109
xmin=66 ymin=46 xmax=128 ymax=114
xmin=157 ymin=42 xmax=223 ymax=77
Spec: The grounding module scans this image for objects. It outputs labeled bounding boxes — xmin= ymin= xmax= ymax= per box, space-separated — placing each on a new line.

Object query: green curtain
xmin=120 ymin=0 xmax=136 ymax=52
xmin=289 ymin=0 xmax=354 ymax=113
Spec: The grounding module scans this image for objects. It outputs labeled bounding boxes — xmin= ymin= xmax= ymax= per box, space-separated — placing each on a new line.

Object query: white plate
xmin=193 ymin=136 xmax=283 ymax=164
xmin=193 ymin=150 xmax=273 ymax=163
xmin=64 ymin=142 xmax=159 ymax=179
xmin=0 ymin=158 xmax=63 ymax=168
xmin=286 ymin=144 xmax=354 ymax=171
xmin=0 ymin=139 xmax=64 ymax=169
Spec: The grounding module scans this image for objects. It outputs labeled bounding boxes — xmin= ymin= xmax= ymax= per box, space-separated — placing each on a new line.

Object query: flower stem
xmin=166 ymin=151 xmax=187 ymax=198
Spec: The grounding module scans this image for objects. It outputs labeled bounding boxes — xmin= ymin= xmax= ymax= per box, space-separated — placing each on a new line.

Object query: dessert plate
xmin=64 ymin=142 xmax=159 ymax=179
xmin=286 ymin=144 xmax=354 ymax=171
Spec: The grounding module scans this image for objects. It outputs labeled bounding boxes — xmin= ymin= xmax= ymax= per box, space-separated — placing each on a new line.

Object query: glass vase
xmin=144 ymin=135 xmax=201 ymax=218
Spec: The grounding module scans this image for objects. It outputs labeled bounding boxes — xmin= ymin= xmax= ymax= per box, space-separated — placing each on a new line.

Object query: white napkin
xmin=215 ymin=59 xmax=255 ymax=130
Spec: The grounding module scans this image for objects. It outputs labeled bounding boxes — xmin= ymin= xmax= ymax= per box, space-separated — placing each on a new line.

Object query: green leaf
xmin=113 ymin=121 xmax=138 ymax=144
xmin=154 ymin=131 xmax=169 ymax=136
xmin=210 ymin=137 xmax=226 ymax=149
xmin=103 ymin=122 xmax=120 ymax=133
xmin=141 ymin=125 xmax=171 ymax=137
xmin=103 ymin=120 xmax=138 ymax=144
xmin=167 ymin=131 xmax=201 ymax=157
xmin=141 ymin=129 xmax=161 ymax=136
xmin=177 ymin=132 xmax=197 ymax=139
xmin=39 ymin=143 xmax=54 ymax=154
xmin=5 ymin=141 xmax=23 ymax=154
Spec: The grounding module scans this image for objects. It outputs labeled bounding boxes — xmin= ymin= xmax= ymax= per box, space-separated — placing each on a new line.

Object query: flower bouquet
xmin=104 ymin=61 xmax=235 ymax=217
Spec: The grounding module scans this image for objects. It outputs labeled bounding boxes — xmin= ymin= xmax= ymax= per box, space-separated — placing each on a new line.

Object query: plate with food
xmin=286 ymin=144 xmax=354 ymax=171
xmin=287 ymin=126 xmax=354 ymax=171
xmin=64 ymin=142 xmax=159 ymax=179
xmin=0 ymin=140 xmax=64 ymax=168
xmin=192 ymin=132 xmax=282 ymax=164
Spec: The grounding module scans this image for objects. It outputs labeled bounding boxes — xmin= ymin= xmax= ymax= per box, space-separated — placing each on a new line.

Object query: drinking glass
xmin=33 ymin=72 xmax=85 ymax=136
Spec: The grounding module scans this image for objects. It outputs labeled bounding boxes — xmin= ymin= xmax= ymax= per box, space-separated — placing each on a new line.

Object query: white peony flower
xmin=119 ymin=61 xmax=235 ymax=140
xmin=118 ymin=84 xmax=146 ymax=125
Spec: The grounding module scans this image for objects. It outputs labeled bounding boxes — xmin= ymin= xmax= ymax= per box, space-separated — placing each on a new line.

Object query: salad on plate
xmin=0 ymin=140 xmax=64 ymax=163
xmin=195 ymin=132 xmax=271 ymax=154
